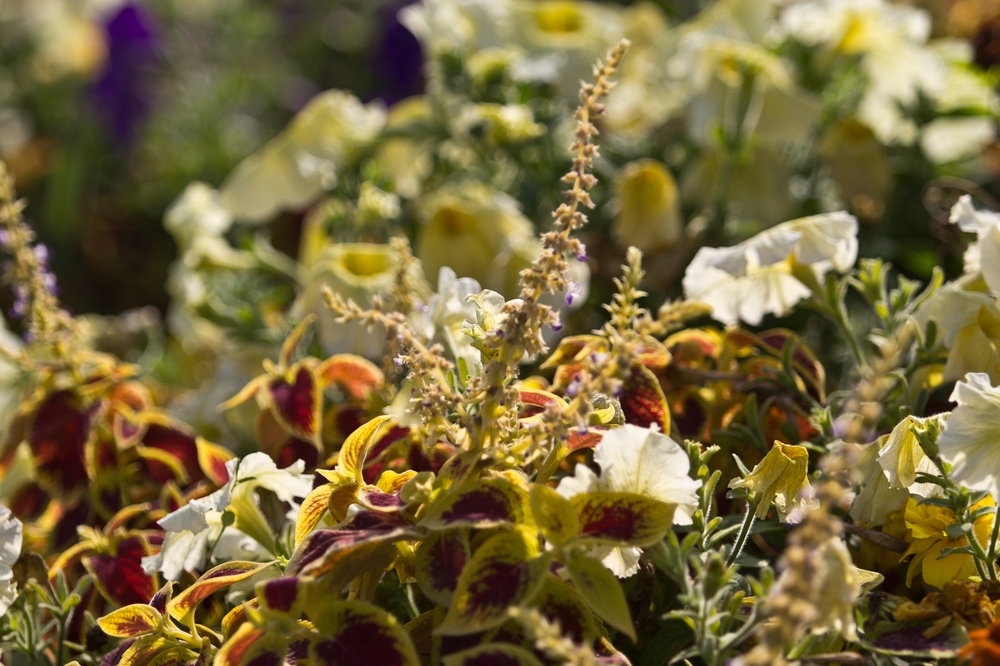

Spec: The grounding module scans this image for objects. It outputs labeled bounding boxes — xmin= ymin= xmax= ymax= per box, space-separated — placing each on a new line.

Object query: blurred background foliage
xmin=2 ymin=0 xmax=1000 ymax=320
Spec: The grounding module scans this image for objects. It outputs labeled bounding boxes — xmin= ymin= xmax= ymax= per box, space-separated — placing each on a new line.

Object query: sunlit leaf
xmin=570 ymin=492 xmax=676 ymax=546
xmin=317 ymin=354 xmax=385 ymax=401
xmin=98 ymin=604 xmax=162 ymax=638
xmin=167 ymin=561 xmax=275 ymax=623
xmin=529 ymin=484 xmax=579 ymax=546
xmin=308 ymin=600 xmax=419 ymax=666
xmin=620 ymin=363 xmax=670 ymax=433
xmin=419 ymin=477 xmax=530 ymax=530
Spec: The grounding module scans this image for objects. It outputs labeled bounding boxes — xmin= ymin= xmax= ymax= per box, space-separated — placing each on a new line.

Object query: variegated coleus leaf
xmin=569 ymin=491 xmax=676 ymax=547
xmin=620 ymin=362 xmax=670 ymax=433
xmin=195 ymin=438 xmax=234 ymax=487
xmin=528 ymin=484 xmax=579 ymax=547
xmin=167 ymin=561 xmax=276 ymax=623
xmin=442 ymin=644 xmax=545 ymax=666
xmin=414 ymin=529 xmax=470 ymax=606
xmin=295 ymin=483 xmax=336 ymax=545
xmin=309 ymin=600 xmax=419 ymax=666
xmin=286 ymin=512 xmax=419 ymax=578
xmin=85 ymin=534 xmax=156 ymax=607
xmin=28 ymin=389 xmax=105 ymax=497
xmin=539 ymin=335 xmax=606 ymax=370
xmin=534 ymin=574 xmax=598 ymax=644
xmin=419 ymin=477 xmax=531 ymax=531
xmin=98 ymin=604 xmax=163 ymax=638
xmin=316 ymin=354 xmax=384 ymax=401
xmin=266 ymin=364 xmax=323 ymax=447
xmin=437 ymin=531 xmax=551 ymax=636
xmin=326 ymin=414 xmax=398 ymax=483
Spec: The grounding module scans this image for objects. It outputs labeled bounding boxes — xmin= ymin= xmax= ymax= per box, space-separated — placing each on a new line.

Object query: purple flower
xmin=91 ymin=3 xmax=159 ymax=147
xmin=370 ymin=2 xmax=425 ymax=106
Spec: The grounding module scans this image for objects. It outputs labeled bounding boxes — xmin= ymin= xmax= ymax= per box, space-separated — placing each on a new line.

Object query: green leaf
xmin=564 ymin=554 xmax=636 ymax=641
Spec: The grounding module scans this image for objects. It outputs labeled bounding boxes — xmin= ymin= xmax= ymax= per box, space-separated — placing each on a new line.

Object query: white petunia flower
xmin=415 ymin=267 xmax=483 ymax=371
xmin=556 ymin=424 xmax=701 ymax=577
xmin=163 ymin=182 xmax=233 ymax=251
xmin=142 ymin=453 xmax=313 ymax=580
xmin=0 ymin=504 xmax=22 ymax=617
xmin=937 ymin=373 xmax=1000 ymax=501
xmin=682 ymin=212 xmax=858 ymax=325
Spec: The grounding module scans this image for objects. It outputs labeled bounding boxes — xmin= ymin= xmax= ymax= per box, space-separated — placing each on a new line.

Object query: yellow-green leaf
xmin=167 ymin=561 xmax=275 ymax=623
xmin=97 ymin=604 xmax=162 ymax=638
xmin=295 ymin=483 xmax=335 ymax=545
xmin=414 ymin=530 xmax=470 ymax=606
xmin=337 ymin=415 xmax=397 ymax=482
xmin=529 ymin=484 xmax=579 ymax=546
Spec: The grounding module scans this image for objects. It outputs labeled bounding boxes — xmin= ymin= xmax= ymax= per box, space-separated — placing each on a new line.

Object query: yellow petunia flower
xmin=902 ymin=496 xmax=994 ymax=589
xmin=729 ymin=441 xmax=812 ymax=521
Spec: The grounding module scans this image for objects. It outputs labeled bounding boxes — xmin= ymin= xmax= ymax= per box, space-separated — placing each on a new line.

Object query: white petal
xmin=555 ymin=464 xmax=600 ymax=499
xmin=0 ymin=508 xmax=22 ymax=567
xmin=593 ymin=425 xmax=701 ymax=524
xmin=938 ymin=373 xmax=1000 ymax=500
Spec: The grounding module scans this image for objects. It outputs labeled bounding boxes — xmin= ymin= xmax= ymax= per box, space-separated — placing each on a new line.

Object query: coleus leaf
xmin=442 ymin=644 xmax=545 ymax=666
xmin=214 ymin=623 xmax=268 ymax=666
xmin=148 ymin=582 xmax=174 ymax=614
xmin=295 ymin=483 xmax=336 ymax=545
xmin=308 ymin=600 xmax=419 ymax=666
xmin=195 ymin=438 xmax=234 ymax=487
xmin=98 ymin=604 xmax=162 ymax=638
xmin=570 ymin=492 xmax=676 ymax=547
xmin=266 ymin=364 xmax=322 ymax=446
xmin=419 ymin=477 xmax=531 ymax=530
xmin=326 ymin=415 xmax=398 ymax=483
xmin=167 ymin=561 xmax=275 ymax=623
xmin=317 ymin=354 xmax=385 ymax=401
xmin=564 ymin=554 xmax=636 ymax=641
xmin=620 ymin=363 xmax=670 ymax=433
xmin=528 ymin=484 xmax=579 ymax=546
xmin=221 ymin=598 xmax=258 ymax=641
xmin=437 ymin=531 xmax=551 ymax=636
xmin=539 ymin=335 xmax=606 ymax=370
xmin=279 ymin=314 xmax=317 ymax=370
xmin=534 ymin=574 xmax=597 ymax=644
xmin=141 ymin=419 xmax=203 ymax=484
xmin=286 ymin=512 xmax=418 ymax=578
xmin=29 ymin=390 xmax=104 ymax=496
xmin=85 ymin=534 xmax=156 ymax=607
xmin=257 ymin=576 xmax=308 ymax=616
xmin=115 ymin=635 xmax=173 ymax=666
xmin=414 ymin=529 xmax=470 ymax=606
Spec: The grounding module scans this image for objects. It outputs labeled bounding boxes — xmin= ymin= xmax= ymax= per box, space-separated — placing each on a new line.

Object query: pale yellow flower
xmin=916 ymin=285 xmax=1000 ymax=385
xmin=414 ymin=182 xmax=535 ymax=294
xmin=812 ymin=536 xmax=863 ymax=639
xmin=612 ymin=160 xmax=682 ymax=252
xmin=848 ymin=437 xmax=908 ymax=527
xmin=219 ymin=91 xmax=386 ymax=223
xmin=294 ymin=243 xmax=429 ymax=358
xmin=729 ymin=442 xmax=812 ymax=521
xmin=877 ymin=415 xmax=942 ymax=497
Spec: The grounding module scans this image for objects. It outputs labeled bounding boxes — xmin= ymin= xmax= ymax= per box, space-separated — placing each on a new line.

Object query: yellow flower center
xmin=432 ymin=206 xmax=476 ymax=235
xmin=340 ymin=250 xmax=394 ymax=277
xmin=534 ymin=2 xmax=583 ymax=34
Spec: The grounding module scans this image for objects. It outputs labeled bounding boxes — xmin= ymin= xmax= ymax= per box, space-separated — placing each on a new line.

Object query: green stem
xmin=986 ymin=506 xmax=1000 ymax=581
xmin=726 ymin=500 xmax=757 ymax=568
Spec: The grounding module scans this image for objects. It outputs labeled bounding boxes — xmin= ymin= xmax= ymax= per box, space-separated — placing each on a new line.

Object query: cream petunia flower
xmin=142 ymin=453 xmax=313 ymax=580
xmin=612 ymin=160 xmax=683 ymax=253
xmin=219 ymin=91 xmax=386 ymax=224
xmin=877 ymin=415 xmax=943 ymax=497
xmin=682 ymin=212 xmax=858 ymax=325
xmin=556 ymin=424 xmax=701 ymax=577
xmin=0 ymin=504 xmax=22 ymax=617
xmin=294 ymin=242 xmax=430 ymax=358
xmin=848 ymin=437 xmax=907 ymax=527
xmin=937 ymin=373 xmax=1000 ymax=501
xmin=729 ymin=441 xmax=813 ymax=522
xmin=415 ymin=267 xmax=483 ymax=371
xmin=916 ymin=283 xmax=1000 ymax=384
